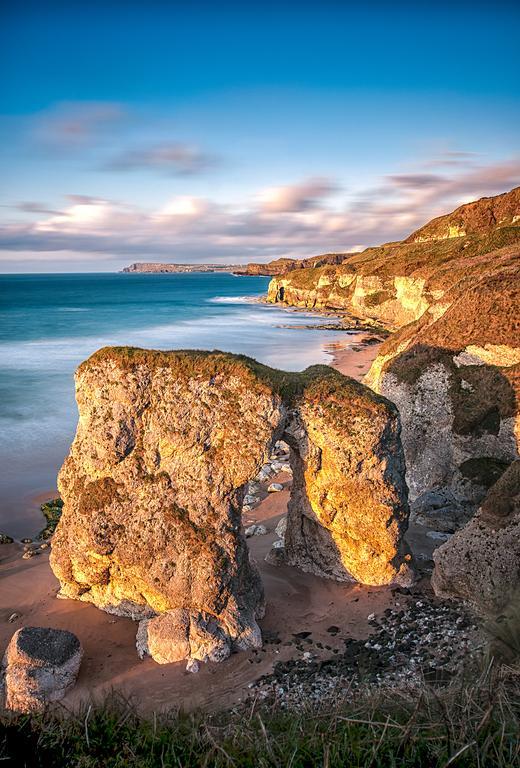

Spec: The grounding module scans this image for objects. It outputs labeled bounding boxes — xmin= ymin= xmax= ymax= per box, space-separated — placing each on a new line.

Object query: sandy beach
xmin=0 ymin=330 xmax=437 ymax=715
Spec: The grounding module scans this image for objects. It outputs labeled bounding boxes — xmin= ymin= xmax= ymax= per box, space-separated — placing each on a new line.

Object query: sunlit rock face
xmin=50 ymin=348 xmax=412 ymax=664
xmin=283 ymin=377 xmax=413 ymax=586
xmin=432 ymin=460 xmax=520 ymax=613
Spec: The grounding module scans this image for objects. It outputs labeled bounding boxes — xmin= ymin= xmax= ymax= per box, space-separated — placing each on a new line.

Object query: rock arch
xmin=50 ymin=348 xmax=412 ymax=665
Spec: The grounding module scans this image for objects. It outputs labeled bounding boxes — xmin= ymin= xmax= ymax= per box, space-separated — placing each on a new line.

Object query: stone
xmin=136 ymin=609 xmax=232 ymax=665
xmin=0 ymin=533 xmax=13 ymax=545
xmin=275 ymin=516 xmax=287 ymax=539
xmin=243 ymin=495 xmax=258 ymax=506
xmin=432 ymin=461 xmax=520 ymax=613
xmin=265 ymin=540 xmax=286 ymax=566
xmin=186 ymin=659 xmax=200 ymax=674
xmin=245 ymin=524 xmax=267 ymax=537
xmin=50 ymin=349 xmax=412 ymax=667
xmin=1 ymin=626 xmax=82 ymax=713
xmin=268 ymin=483 xmax=284 ymax=493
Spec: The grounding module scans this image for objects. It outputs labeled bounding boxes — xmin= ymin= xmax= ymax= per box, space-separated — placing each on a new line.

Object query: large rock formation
xmin=50 ymin=349 xmax=412 ymax=664
xmin=432 ymin=461 xmax=520 ymax=613
xmin=1 ymin=627 xmax=82 ymax=713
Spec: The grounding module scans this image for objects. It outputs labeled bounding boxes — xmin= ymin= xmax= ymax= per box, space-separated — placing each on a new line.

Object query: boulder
xmin=50 ymin=349 xmax=412 ymax=666
xmin=265 ymin=539 xmax=286 ymax=566
xmin=245 ymin=524 xmax=267 ymax=537
xmin=136 ymin=609 xmax=232 ymax=665
xmin=1 ymin=627 xmax=82 ymax=712
xmin=432 ymin=460 xmax=520 ymax=613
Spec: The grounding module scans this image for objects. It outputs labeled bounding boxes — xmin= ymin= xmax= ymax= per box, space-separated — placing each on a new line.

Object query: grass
xmin=1 ymin=667 xmax=519 ymax=767
xmin=38 ymin=498 xmax=63 ymax=540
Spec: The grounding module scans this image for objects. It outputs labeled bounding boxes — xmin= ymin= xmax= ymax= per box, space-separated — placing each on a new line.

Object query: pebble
xmin=7 ymin=613 xmax=19 ymax=623
xmin=250 ymin=595 xmax=481 ymax=709
xmin=268 ymin=483 xmax=284 ymax=493
xmin=185 ymin=659 xmax=200 ymax=674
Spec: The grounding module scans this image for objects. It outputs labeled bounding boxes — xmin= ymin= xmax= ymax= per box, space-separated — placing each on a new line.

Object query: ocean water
xmin=0 ymin=272 xmax=352 ymax=536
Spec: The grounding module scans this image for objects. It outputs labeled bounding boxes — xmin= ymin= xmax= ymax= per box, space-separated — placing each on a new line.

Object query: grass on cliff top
xmin=276 ymin=226 xmax=520 ymax=294
xmin=1 ymin=668 xmax=519 ymax=767
xmin=81 ymin=347 xmax=392 ymax=413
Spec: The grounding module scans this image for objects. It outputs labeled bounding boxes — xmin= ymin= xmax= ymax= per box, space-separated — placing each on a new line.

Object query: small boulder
xmin=136 ymin=609 xmax=231 ymax=665
xmin=265 ymin=539 xmax=286 ymax=566
xmin=268 ymin=483 xmax=283 ymax=493
xmin=1 ymin=627 xmax=82 ymax=713
xmin=245 ymin=524 xmax=267 ymax=537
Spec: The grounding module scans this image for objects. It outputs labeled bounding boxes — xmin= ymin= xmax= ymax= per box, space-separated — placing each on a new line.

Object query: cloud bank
xmin=1 ymin=156 xmax=519 ymax=268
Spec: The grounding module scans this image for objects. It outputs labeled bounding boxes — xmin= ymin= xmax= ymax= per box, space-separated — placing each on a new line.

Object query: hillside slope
xmin=267 ymin=187 xmax=520 ymax=327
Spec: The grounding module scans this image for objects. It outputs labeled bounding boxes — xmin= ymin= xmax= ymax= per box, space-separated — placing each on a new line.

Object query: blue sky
xmin=1 ymin=0 xmax=519 ymax=271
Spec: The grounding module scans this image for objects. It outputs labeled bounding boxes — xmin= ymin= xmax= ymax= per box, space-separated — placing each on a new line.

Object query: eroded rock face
xmin=1 ymin=627 xmax=82 ymax=712
xmin=432 ymin=461 xmax=520 ymax=613
xmin=51 ymin=349 xmax=412 ymax=664
xmin=283 ymin=377 xmax=413 ymax=586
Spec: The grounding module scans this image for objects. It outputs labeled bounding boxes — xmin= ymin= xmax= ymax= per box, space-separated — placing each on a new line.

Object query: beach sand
xmin=1 ymin=332 xmax=437 ymax=714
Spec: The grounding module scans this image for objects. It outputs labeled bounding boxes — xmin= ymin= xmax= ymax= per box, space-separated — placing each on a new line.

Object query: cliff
xmin=236 ymin=252 xmax=351 ymax=276
xmin=50 ymin=348 xmax=412 ymax=665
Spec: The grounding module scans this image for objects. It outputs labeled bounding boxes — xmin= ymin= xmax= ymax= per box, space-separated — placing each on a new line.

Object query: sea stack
xmin=50 ymin=348 xmax=412 ymax=665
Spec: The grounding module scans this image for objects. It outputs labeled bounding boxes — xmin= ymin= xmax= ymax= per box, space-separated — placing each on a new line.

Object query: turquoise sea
xmin=0 ymin=272 xmax=351 ymax=536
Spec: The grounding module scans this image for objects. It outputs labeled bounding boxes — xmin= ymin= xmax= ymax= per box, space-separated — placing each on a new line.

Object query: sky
xmin=0 ymin=0 xmax=519 ymax=272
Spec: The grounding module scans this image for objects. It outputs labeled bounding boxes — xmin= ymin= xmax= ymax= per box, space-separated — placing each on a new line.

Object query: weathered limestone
xmin=432 ymin=461 xmax=520 ymax=613
xmin=282 ymin=377 xmax=413 ymax=585
xmin=1 ymin=627 xmax=82 ymax=712
xmin=50 ymin=348 xmax=412 ymax=665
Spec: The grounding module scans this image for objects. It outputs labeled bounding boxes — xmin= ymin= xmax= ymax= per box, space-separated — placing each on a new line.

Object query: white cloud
xmin=1 ymin=156 xmax=518 ymax=266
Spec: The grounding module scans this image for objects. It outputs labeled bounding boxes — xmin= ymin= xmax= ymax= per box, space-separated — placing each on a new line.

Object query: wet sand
xmin=0 ymin=330 xmax=424 ymax=714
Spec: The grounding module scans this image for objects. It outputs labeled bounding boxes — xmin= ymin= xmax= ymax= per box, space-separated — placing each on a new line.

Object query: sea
xmin=0 ymin=271 xmax=351 ymax=536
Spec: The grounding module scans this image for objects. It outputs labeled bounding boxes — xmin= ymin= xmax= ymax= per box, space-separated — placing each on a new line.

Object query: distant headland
xmin=121 ymin=262 xmax=241 ymax=274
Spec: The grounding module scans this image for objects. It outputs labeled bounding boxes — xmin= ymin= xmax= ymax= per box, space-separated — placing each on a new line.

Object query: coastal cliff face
xmin=366 ymin=257 xmax=520 ymax=512
xmin=50 ymin=349 xmax=412 ymax=664
xmin=267 ymin=188 xmax=520 ymax=325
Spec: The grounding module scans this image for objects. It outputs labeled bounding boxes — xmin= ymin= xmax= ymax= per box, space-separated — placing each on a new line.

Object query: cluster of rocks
xmin=250 ymin=592 xmax=481 ymax=708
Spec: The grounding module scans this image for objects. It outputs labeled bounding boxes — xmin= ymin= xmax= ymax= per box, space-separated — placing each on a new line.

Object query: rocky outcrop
xmin=50 ymin=349 xmax=412 ymax=665
xmin=367 ymin=265 xmax=520 ymax=510
xmin=432 ymin=461 xmax=520 ymax=613
xmin=1 ymin=627 xmax=82 ymax=712
xmin=237 ymin=252 xmax=350 ymax=276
